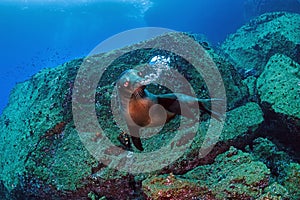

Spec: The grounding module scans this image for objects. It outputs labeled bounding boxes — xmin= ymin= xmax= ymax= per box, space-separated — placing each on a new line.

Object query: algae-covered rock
xmin=0 ymin=59 xmax=90 ymax=190
xmin=206 ymin=48 xmax=249 ymax=110
xmin=257 ymin=54 xmax=300 ymax=119
xmin=250 ymin=137 xmax=292 ymax=177
xmin=281 ymin=162 xmax=300 ymax=199
xmin=142 ymin=173 xmax=214 ymax=200
xmin=258 ymin=182 xmax=290 ymax=200
xmin=181 ymin=147 xmax=270 ymax=199
xmin=247 ymin=137 xmax=300 ymax=199
xmin=256 ymin=54 xmax=300 ymax=152
xmin=221 ymin=12 xmax=300 ymax=76
xmin=144 ymin=145 xmax=293 ymax=199
xmin=0 ymin=32 xmax=249 ymax=199
xmin=159 ymin=102 xmax=264 ymax=175
xmin=219 ymin=102 xmax=263 ymax=141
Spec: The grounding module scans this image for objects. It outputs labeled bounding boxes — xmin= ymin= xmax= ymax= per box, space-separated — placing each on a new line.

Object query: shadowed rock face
xmin=256 ymin=54 xmax=300 ymax=156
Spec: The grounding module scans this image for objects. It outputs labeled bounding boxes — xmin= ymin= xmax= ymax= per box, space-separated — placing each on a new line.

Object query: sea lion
xmin=117 ymin=69 xmax=223 ymax=151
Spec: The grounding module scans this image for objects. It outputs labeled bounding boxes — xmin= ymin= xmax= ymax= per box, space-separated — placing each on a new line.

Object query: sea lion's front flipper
xmin=156 ymin=94 xmax=195 ymax=119
xmin=128 ymin=125 xmax=144 ymax=151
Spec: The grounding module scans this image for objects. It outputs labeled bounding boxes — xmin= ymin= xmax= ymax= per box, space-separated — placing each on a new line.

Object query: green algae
xmin=143 ymin=147 xmax=271 ymax=199
xmin=0 ymin=59 xmax=100 ymax=192
xmin=281 ymin=162 xmax=300 ymax=199
xmin=257 ymin=54 xmax=300 ymax=119
xmin=258 ymin=182 xmax=290 ymax=200
xmin=219 ymin=102 xmax=263 ymax=141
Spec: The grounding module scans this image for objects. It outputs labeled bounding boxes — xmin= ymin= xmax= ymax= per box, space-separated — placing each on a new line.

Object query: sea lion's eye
xmin=123 ymin=81 xmax=129 ymax=87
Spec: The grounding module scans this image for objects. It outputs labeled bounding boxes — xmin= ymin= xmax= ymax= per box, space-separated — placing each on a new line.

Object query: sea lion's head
xmin=117 ymin=69 xmax=147 ymax=99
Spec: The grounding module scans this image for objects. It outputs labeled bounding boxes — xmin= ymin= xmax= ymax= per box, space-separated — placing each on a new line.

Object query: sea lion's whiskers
xmin=132 ymin=88 xmax=145 ymax=99
xmin=138 ymin=89 xmax=146 ymax=98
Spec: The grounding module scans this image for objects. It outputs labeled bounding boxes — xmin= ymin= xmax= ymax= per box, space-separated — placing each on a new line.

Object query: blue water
xmin=0 ymin=0 xmax=256 ymax=114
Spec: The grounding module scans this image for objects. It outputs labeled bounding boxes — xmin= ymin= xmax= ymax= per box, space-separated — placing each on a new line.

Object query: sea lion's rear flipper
xmin=198 ymin=98 xmax=225 ymax=121
xmin=128 ymin=125 xmax=144 ymax=151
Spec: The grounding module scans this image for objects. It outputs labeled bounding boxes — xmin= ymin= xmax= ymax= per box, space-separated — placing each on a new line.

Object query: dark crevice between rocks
xmin=294 ymin=43 xmax=300 ymax=65
xmin=0 ymin=181 xmax=10 ymax=200
xmin=1 ymin=173 xmax=147 ymax=200
xmin=77 ymin=174 xmax=147 ymax=200
xmin=1 ymin=175 xmax=63 ymax=200
xmin=258 ymin=102 xmax=300 ymax=162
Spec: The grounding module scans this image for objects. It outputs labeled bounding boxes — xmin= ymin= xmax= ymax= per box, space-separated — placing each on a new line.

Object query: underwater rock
xmin=281 ymin=162 xmax=300 ymax=199
xmin=242 ymin=76 xmax=258 ymax=101
xmin=250 ymin=137 xmax=292 ymax=176
xmin=0 ymin=59 xmax=85 ymax=190
xmin=142 ymin=173 xmax=214 ymax=200
xmin=177 ymin=147 xmax=270 ymax=199
xmin=0 ymin=60 xmax=103 ymax=199
xmin=205 ymin=48 xmax=249 ymax=110
xmin=0 ymin=32 xmax=249 ymax=199
xmin=256 ymin=54 xmax=300 ymax=154
xmin=221 ymin=12 xmax=300 ymax=76
xmin=143 ymin=146 xmax=296 ymax=199
xmin=246 ymin=137 xmax=298 ymax=199
xmin=257 ymin=54 xmax=300 ymax=119
xmin=159 ymin=102 xmax=264 ymax=174
xmin=219 ymin=102 xmax=263 ymax=141
xmin=258 ymin=182 xmax=290 ymax=199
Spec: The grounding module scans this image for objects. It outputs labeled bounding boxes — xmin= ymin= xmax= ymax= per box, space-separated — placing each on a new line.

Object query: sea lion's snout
xmin=117 ymin=69 xmax=147 ymax=98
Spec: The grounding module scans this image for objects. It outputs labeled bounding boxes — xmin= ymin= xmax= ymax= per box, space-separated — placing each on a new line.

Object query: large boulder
xmin=221 ymin=12 xmax=300 ymax=76
xmin=0 ymin=32 xmax=250 ymax=199
xmin=257 ymin=54 xmax=300 ymax=119
xmin=158 ymin=102 xmax=264 ymax=175
xmin=143 ymin=147 xmax=271 ymax=199
xmin=256 ymin=54 xmax=300 ymax=152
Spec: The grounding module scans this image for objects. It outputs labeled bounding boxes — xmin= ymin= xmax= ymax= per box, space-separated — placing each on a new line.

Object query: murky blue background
xmin=1 ymin=0 xmax=297 ymax=114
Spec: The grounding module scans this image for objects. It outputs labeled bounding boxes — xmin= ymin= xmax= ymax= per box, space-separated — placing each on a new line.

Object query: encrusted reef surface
xmin=222 ymin=12 xmax=300 ymax=161
xmin=144 ymin=147 xmax=271 ymax=200
xmin=257 ymin=54 xmax=299 ymax=119
xmin=0 ymin=12 xmax=300 ymax=200
xmin=222 ymin=12 xmax=300 ymax=76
